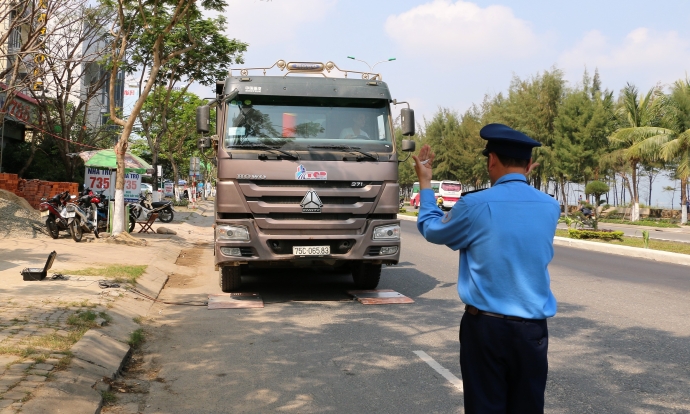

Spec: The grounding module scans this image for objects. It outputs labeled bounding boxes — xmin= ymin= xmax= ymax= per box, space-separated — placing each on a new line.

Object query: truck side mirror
xmin=401 ymin=108 xmax=415 ymax=136
xmin=401 ymin=140 xmax=415 ymax=152
xmin=196 ymin=105 xmax=210 ymax=133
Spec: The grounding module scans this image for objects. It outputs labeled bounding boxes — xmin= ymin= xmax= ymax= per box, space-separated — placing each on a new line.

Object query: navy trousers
xmin=459 ymin=311 xmax=548 ymax=414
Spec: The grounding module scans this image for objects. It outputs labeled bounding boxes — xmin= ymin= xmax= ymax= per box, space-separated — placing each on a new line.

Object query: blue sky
xmin=204 ymin=0 xmax=690 ymax=122
xmin=192 ymin=0 xmax=690 ymax=207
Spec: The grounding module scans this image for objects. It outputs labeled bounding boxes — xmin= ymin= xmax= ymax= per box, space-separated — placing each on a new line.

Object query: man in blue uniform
xmin=412 ymin=123 xmax=560 ymax=413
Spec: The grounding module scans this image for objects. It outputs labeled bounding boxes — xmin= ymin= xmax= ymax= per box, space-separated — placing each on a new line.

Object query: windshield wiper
xmin=308 ymin=145 xmax=378 ymax=161
xmin=228 ymin=143 xmax=299 ymax=160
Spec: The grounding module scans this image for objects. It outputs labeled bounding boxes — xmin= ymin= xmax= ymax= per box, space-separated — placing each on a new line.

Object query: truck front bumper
xmin=214 ymin=219 xmax=401 ymax=269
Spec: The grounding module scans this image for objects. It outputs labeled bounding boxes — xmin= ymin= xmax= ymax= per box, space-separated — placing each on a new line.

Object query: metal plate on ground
xmin=347 ymin=289 xmax=414 ymax=305
xmin=208 ymin=293 xmax=264 ymax=309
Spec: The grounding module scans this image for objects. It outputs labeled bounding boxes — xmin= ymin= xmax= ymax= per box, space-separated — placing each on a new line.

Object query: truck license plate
xmin=293 ymin=246 xmax=330 ymax=256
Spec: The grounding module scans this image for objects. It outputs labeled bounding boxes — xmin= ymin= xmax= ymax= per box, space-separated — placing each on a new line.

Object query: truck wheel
xmin=352 ymin=263 xmax=381 ymax=290
xmin=219 ymin=266 xmax=241 ymax=292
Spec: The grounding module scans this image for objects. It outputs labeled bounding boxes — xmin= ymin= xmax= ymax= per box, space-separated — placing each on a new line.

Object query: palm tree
xmin=658 ymin=78 xmax=690 ymax=224
xmin=608 ymin=83 xmax=672 ymax=221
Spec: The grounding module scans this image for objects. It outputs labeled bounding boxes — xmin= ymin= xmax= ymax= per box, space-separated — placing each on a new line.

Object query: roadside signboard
xmin=84 ymin=167 xmax=141 ymax=203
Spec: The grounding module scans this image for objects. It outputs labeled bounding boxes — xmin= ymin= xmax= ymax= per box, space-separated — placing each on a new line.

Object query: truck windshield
xmin=224 ymin=96 xmax=393 ymax=153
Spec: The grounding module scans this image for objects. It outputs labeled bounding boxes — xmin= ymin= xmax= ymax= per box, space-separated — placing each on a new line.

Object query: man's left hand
xmin=412 ymin=144 xmax=435 ymax=189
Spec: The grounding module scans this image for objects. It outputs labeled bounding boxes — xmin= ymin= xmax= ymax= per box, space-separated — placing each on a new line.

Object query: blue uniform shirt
xmin=417 ymin=173 xmax=560 ymax=319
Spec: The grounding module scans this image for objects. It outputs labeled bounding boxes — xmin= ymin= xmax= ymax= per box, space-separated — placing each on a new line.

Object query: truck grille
xmin=245 ymin=196 xmax=374 ymax=205
xmin=232 ymin=180 xmax=396 ymax=229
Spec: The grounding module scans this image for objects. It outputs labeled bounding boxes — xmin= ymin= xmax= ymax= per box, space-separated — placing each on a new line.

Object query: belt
xmin=465 ymin=305 xmax=528 ymax=322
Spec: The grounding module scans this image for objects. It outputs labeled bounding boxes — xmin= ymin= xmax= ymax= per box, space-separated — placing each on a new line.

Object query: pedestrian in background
xmin=412 ymin=123 xmax=560 ymax=413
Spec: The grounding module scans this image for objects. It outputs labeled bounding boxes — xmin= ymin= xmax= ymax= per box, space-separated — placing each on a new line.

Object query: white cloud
xmin=214 ymin=0 xmax=336 ymax=47
xmin=384 ymin=0 xmax=544 ymax=64
xmin=559 ymin=28 xmax=690 ymax=88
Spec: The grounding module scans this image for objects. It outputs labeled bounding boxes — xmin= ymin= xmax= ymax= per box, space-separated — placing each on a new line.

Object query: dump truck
xmin=196 ymin=60 xmax=416 ymax=292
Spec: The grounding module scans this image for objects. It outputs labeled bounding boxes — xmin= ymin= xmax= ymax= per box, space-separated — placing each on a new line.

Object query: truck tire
xmin=352 ymin=263 xmax=381 ymax=290
xmin=219 ymin=266 xmax=241 ymax=292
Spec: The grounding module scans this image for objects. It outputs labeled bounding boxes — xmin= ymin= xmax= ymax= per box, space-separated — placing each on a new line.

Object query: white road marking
xmin=413 ymin=350 xmax=463 ymax=392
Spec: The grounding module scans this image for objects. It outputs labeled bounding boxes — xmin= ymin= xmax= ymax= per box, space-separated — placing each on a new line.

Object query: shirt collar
xmin=495 ymin=173 xmax=528 ymax=185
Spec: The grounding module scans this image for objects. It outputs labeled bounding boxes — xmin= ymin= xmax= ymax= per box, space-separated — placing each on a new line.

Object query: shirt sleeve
xmin=416 ymin=188 xmax=479 ymax=251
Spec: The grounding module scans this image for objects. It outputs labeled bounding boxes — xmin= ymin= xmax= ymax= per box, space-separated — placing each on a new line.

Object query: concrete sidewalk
xmin=0 ymin=201 xmax=214 ymax=414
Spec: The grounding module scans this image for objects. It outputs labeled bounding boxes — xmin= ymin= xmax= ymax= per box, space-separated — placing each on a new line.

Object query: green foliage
xmin=128 ymin=328 xmax=145 ymax=348
xmin=585 ymin=181 xmax=610 ymax=199
xmin=568 ymin=229 xmax=624 ymax=240
xmin=642 ymin=230 xmax=650 ymax=248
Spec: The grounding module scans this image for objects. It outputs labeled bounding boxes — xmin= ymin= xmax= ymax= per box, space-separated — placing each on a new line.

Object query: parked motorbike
xmin=131 ymin=193 xmax=175 ymax=223
xmin=65 ymin=190 xmax=101 ymax=242
xmin=77 ymin=188 xmax=110 ymax=234
xmin=38 ymin=191 xmax=71 ymax=239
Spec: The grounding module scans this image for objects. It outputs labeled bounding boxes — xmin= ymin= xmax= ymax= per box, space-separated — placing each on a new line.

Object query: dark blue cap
xmin=480 ymin=123 xmax=541 ymax=160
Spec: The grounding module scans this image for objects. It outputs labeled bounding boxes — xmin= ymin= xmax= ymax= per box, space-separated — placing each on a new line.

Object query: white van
xmin=438 ymin=180 xmax=462 ymax=210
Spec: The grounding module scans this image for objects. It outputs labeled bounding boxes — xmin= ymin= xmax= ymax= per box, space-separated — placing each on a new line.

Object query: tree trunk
xmin=112 ymin=130 xmax=131 ymax=235
xmin=631 ymin=163 xmax=639 ymax=221
xmin=681 ymin=177 xmax=687 ymax=225
xmin=559 ymin=175 xmax=567 ymax=215
xmin=152 ymin=148 xmax=159 ymax=192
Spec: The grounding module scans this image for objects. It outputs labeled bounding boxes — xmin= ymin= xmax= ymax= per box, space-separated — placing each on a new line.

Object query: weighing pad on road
xmin=347 ymin=289 xmax=414 ymax=305
xmin=207 ymin=293 xmax=264 ymax=309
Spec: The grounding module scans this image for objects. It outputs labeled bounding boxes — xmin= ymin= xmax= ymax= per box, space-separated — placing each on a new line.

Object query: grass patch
xmin=555 ymin=229 xmax=690 ymax=255
xmin=53 ymin=264 xmax=147 ymax=284
xmin=99 ymin=311 xmax=113 ymax=324
xmin=67 ymin=310 xmax=99 ymax=329
xmin=398 ymin=210 xmax=419 ymax=217
xmin=101 ymin=390 xmax=117 ymax=405
xmin=598 ymin=218 xmax=680 ymax=228
xmin=54 ymin=354 xmax=73 ymax=371
xmin=23 ymin=330 xmax=86 ymax=352
xmin=132 ymin=316 xmax=143 ymax=325
xmin=128 ymin=328 xmax=145 ymax=348
xmin=58 ymin=299 xmax=95 ymax=309
xmin=0 ymin=345 xmax=35 ymax=357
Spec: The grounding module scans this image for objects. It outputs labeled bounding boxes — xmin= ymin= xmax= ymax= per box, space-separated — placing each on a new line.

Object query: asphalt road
xmin=110 ymin=219 xmax=690 ymax=414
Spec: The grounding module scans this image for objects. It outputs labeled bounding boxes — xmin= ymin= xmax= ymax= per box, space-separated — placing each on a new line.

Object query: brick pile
xmin=0 ymin=173 xmax=79 ymax=210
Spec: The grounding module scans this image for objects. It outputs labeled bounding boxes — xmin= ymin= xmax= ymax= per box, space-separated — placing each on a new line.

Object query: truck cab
xmin=197 ymin=60 xmax=416 ymax=292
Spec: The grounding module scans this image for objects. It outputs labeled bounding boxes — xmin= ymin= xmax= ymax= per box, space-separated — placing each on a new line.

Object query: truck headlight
xmin=216 ymin=225 xmax=250 ymax=241
xmin=372 ymin=224 xmax=400 ymax=240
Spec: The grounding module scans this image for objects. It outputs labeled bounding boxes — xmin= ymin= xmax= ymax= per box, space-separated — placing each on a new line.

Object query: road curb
xmin=552 ymin=236 xmax=690 ymax=266
xmin=20 ymin=246 xmax=177 ymax=414
xmin=399 ymin=214 xmax=690 ymax=267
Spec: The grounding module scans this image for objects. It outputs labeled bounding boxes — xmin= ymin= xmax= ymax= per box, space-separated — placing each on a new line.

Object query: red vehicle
xmin=409 ymin=180 xmax=441 ymax=209
xmin=39 ymin=191 xmax=72 ymax=239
